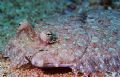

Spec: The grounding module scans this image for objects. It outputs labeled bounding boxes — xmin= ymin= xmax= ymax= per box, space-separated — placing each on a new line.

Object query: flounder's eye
xmin=46 ymin=32 xmax=52 ymax=36
xmin=40 ymin=31 xmax=58 ymax=44
xmin=48 ymin=32 xmax=58 ymax=43
xmin=46 ymin=31 xmax=58 ymax=44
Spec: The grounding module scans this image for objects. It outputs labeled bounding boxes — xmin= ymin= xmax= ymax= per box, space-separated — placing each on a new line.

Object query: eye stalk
xmin=47 ymin=31 xmax=58 ymax=44
xmin=40 ymin=31 xmax=58 ymax=44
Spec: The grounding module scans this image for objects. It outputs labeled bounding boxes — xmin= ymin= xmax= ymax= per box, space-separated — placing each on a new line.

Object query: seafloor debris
xmin=2 ymin=10 xmax=120 ymax=77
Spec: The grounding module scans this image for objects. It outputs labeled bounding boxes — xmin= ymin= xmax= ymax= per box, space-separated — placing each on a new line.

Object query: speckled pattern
xmin=2 ymin=10 xmax=120 ymax=77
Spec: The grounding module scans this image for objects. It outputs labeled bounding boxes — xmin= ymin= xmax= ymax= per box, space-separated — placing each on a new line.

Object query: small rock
xmin=91 ymin=37 xmax=99 ymax=43
xmin=117 ymin=40 xmax=120 ymax=47
xmin=108 ymin=48 xmax=116 ymax=53
xmin=76 ymin=39 xmax=86 ymax=46
xmin=91 ymin=26 xmax=99 ymax=29
xmin=95 ymin=48 xmax=100 ymax=52
xmin=74 ymin=50 xmax=82 ymax=56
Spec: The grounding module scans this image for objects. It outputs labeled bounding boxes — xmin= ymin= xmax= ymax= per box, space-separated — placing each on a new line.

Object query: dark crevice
xmin=40 ymin=67 xmax=72 ymax=74
xmin=19 ymin=63 xmax=72 ymax=74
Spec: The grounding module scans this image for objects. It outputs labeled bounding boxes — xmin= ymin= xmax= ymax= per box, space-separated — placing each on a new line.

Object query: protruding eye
xmin=49 ymin=32 xmax=58 ymax=44
xmin=40 ymin=31 xmax=58 ymax=44
xmin=46 ymin=32 xmax=52 ymax=36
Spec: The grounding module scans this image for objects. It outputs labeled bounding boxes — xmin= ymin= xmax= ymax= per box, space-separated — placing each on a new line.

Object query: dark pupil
xmin=47 ymin=33 xmax=52 ymax=36
xmin=19 ymin=23 xmax=21 ymax=26
xmin=47 ymin=32 xmax=57 ymax=42
xmin=50 ymin=33 xmax=57 ymax=41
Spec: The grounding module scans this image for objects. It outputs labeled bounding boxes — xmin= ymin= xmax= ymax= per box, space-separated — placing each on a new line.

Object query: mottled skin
xmin=3 ymin=14 xmax=120 ymax=77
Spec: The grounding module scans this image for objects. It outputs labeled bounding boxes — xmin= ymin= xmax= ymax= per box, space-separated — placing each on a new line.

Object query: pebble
xmin=87 ymin=18 xmax=95 ymax=23
xmin=91 ymin=37 xmax=99 ymax=43
xmin=64 ymin=36 xmax=70 ymax=40
xmin=91 ymin=25 xmax=99 ymax=29
xmin=109 ymin=37 xmax=114 ymax=41
xmin=74 ymin=50 xmax=82 ymax=56
xmin=102 ymin=39 xmax=107 ymax=45
xmin=117 ymin=40 xmax=120 ymax=47
xmin=76 ymin=39 xmax=86 ymax=46
xmin=94 ymin=48 xmax=100 ymax=52
xmin=108 ymin=48 xmax=116 ymax=53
